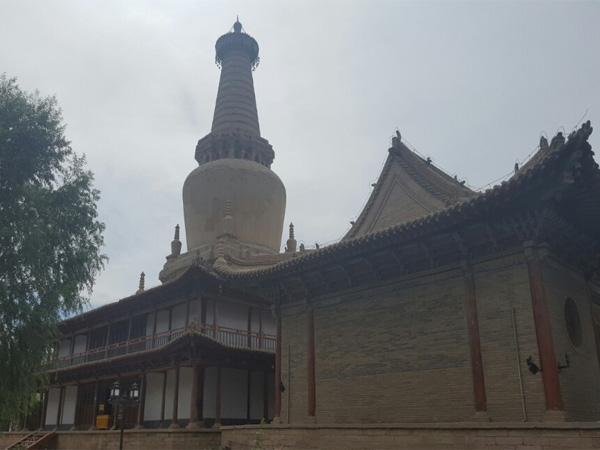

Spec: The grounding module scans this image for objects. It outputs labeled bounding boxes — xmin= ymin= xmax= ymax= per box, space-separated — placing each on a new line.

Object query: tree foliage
xmin=0 ymin=74 xmax=106 ymax=424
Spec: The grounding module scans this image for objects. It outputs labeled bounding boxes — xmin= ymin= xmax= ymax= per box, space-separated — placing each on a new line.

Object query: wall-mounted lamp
xmin=557 ymin=353 xmax=570 ymax=371
xmin=526 ymin=356 xmax=540 ymax=375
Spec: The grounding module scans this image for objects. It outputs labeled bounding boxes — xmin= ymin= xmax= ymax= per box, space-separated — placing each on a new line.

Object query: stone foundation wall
xmin=46 ymin=429 xmax=218 ymax=450
xmin=221 ymin=423 xmax=600 ymax=449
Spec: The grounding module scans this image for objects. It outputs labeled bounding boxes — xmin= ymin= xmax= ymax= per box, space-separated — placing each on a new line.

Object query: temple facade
xmin=40 ymin=20 xmax=600 ymax=436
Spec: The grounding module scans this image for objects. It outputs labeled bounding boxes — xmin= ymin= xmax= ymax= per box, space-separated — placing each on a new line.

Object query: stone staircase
xmin=5 ymin=431 xmax=56 ymax=450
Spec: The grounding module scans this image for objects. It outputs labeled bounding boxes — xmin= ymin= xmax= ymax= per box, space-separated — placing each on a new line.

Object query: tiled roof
xmin=212 ymin=122 xmax=595 ymax=281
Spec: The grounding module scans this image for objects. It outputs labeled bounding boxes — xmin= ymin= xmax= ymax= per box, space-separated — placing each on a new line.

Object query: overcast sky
xmin=1 ymin=0 xmax=599 ymax=310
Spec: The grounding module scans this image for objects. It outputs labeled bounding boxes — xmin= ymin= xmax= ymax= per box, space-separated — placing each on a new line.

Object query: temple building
xmin=31 ymin=18 xmax=600 ymax=448
xmin=41 ymin=20 xmax=286 ymax=431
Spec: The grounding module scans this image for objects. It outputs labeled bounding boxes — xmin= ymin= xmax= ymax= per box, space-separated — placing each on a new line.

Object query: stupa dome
xmin=183 ymin=158 xmax=286 ymax=253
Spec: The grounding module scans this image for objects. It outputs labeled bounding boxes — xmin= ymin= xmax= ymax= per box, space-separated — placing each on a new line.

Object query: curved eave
xmin=213 ymin=126 xmax=595 ymax=282
xmin=60 ymin=265 xmax=220 ymax=332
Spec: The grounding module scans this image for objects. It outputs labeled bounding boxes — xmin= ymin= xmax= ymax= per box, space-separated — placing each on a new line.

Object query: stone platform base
xmin=4 ymin=422 xmax=600 ymax=450
xmin=0 ymin=429 xmax=221 ymax=450
xmin=221 ymin=422 xmax=600 ymax=449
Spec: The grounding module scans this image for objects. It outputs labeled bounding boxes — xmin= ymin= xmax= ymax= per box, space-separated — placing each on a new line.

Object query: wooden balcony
xmin=52 ymin=324 xmax=276 ymax=369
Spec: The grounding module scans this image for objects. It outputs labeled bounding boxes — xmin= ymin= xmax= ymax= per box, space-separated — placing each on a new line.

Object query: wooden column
xmin=524 ymin=243 xmax=564 ymax=413
xmin=71 ymin=384 xmax=81 ymax=430
xmin=85 ymin=328 xmax=91 ymax=362
xmin=198 ymin=366 xmax=205 ymax=422
xmin=55 ymin=386 xmax=64 ymax=430
xmin=258 ymin=309 xmax=264 ymax=349
xmin=169 ymin=366 xmax=181 ymax=428
xmin=200 ymin=296 xmax=207 ymax=328
xmin=214 ymin=366 xmax=222 ymax=428
xmin=275 ymin=314 xmax=282 ymax=419
xmin=89 ymin=379 xmax=99 ymax=430
xmin=104 ymin=323 xmax=111 ymax=358
xmin=69 ymin=334 xmax=76 ymax=364
xmin=111 ymin=376 xmax=120 ymax=430
xmin=187 ymin=363 xmax=201 ymax=429
xmin=159 ymin=372 xmax=167 ymax=427
xmin=151 ymin=310 xmax=158 ymax=348
xmin=185 ymin=297 xmax=191 ymax=331
xmin=246 ymin=370 xmax=252 ymax=422
xmin=213 ymin=299 xmax=219 ymax=340
xmin=307 ymin=308 xmax=316 ymax=418
xmin=263 ymin=371 xmax=269 ymax=420
xmin=462 ymin=264 xmax=487 ymax=413
xmin=39 ymin=390 xmax=49 ymax=430
xmin=126 ymin=317 xmax=132 ymax=353
xmin=247 ymin=307 xmax=252 ymax=348
xmin=136 ymin=372 xmax=146 ymax=428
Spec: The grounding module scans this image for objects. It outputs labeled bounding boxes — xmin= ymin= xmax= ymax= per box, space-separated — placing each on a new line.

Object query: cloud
xmin=1 ymin=0 xmax=599 ymax=308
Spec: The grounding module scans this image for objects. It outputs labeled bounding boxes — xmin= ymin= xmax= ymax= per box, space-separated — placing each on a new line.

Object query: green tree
xmin=0 ymin=74 xmax=106 ymax=426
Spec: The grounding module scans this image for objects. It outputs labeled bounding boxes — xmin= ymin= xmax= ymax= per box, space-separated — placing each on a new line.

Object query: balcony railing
xmin=52 ymin=324 xmax=276 ymax=369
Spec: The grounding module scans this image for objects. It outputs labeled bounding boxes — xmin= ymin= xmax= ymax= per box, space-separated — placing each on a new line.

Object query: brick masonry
xmin=221 ymin=423 xmax=600 ymax=449
xmin=278 ymin=249 xmax=600 ymax=424
xmin=5 ymin=424 xmax=600 ymax=450
xmin=0 ymin=430 xmax=220 ymax=450
xmin=542 ymin=257 xmax=600 ymax=421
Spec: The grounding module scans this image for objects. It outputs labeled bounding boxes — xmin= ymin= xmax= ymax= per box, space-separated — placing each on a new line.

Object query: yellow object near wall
xmin=96 ymin=415 xmax=109 ymax=429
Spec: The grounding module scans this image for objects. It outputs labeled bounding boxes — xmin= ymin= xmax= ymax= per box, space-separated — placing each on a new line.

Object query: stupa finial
xmin=136 ymin=272 xmax=145 ymax=294
xmin=233 ymin=17 xmax=242 ymax=33
xmin=170 ymin=224 xmax=182 ymax=257
xmin=285 ymin=222 xmax=297 ymax=253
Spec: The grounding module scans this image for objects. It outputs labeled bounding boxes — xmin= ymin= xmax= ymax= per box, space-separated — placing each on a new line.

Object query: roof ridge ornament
xmin=568 ymin=120 xmax=593 ymax=143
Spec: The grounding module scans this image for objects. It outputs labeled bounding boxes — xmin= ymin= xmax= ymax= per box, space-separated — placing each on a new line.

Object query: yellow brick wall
xmin=542 ymin=258 xmax=600 ymax=421
xmin=278 ymin=251 xmax=600 ymax=424
xmin=281 ymin=313 xmax=308 ymax=423
xmin=281 ymin=268 xmax=476 ymax=423
xmin=473 ymin=254 xmax=546 ymax=422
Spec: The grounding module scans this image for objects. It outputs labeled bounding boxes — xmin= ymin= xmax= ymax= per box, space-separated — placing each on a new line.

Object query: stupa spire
xmin=211 ymin=19 xmax=261 ymax=137
xmin=181 ymin=20 xmax=286 ymax=264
